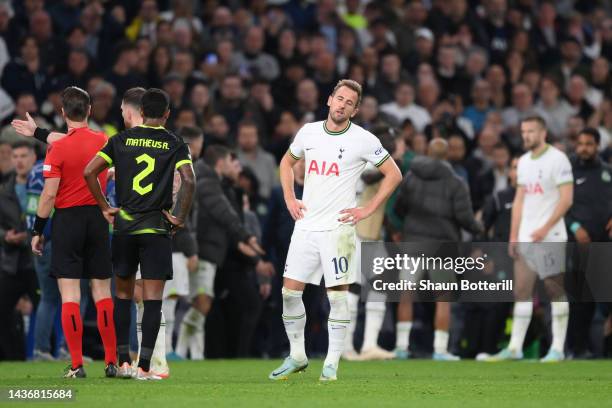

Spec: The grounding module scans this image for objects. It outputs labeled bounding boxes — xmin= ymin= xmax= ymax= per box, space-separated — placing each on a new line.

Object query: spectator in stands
xmin=292 ymin=78 xmax=326 ymax=123
xmin=1 ymin=36 xmax=48 ymax=104
xmin=463 ymin=79 xmax=494 ymax=134
xmin=105 ymin=41 xmax=145 ymax=97
xmin=147 ymin=45 xmax=172 ymax=88
xmin=551 ymin=36 xmax=590 ymax=88
xmin=373 ymin=52 xmax=410 ymax=104
xmin=566 ymin=74 xmax=595 ymax=122
xmin=61 ymin=48 xmax=92 ymax=91
xmin=189 ymin=82 xmax=214 ymax=126
xmin=501 ymin=82 xmax=545 ymax=136
xmin=29 ymin=10 xmax=67 ymax=76
xmin=213 ymin=73 xmax=263 ymax=137
xmin=416 ymin=77 xmax=440 ymax=115
xmin=380 ymin=81 xmax=431 ymax=132
xmin=231 ymin=26 xmax=280 ymax=82
xmin=0 ymin=141 xmax=38 ymax=360
xmin=436 ymin=44 xmax=470 ymax=102
xmin=236 ymin=120 xmax=277 ymax=200
xmin=404 ymin=28 xmax=435 ymax=74
xmin=536 ymin=76 xmax=576 ymax=139
xmin=125 ymin=0 xmax=160 ymax=42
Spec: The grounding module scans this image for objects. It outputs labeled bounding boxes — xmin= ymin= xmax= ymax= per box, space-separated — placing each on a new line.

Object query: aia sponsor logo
xmin=308 ymin=160 xmax=340 ymax=176
xmin=524 ymin=182 xmax=544 ymax=194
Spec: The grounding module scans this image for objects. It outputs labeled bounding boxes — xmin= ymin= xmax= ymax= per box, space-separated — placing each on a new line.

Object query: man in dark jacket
xmin=211 ymin=153 xmax=273 ymax=358
xmin=565 ymin=128 xmax=612 ymax=358
xmin=393 ymin=138 xmax=482 ymax=360
xmin=176 ymin=145 xmax=265 ymax=359
xmin=0 ymin=141 xmax=38 ymax=360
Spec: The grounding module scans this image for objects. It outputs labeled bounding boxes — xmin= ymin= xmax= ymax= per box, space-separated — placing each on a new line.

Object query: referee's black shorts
xmin=112 ymin=234 xmax=172 ymax=281
xmin=50 ymin=205 xmax=112 ymax=279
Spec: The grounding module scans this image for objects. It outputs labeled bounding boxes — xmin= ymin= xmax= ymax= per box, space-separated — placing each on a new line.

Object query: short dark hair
xmin=204 ymin=145 xmax=230 ymax=166
xmin=179 ymin=126 xmax=203 ymax=143
xmin=122 ymin=87 xmax=146 ymax=108
xmin=578 ymin=127 xmax=601 ymax=144
xmin=11 ymin=140 xmax=35 ymax=151
xmin=141 ymin=88 xmax=169 ymax=119
xmin=520 ymin=115 xmax=546 ymax=129
xmin=61 ymin=86 xmax=90 ymax=121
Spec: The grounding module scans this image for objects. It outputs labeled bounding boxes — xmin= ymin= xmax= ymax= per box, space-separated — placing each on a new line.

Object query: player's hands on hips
xmin=575 ymin=227 xmax=591 ymax=244
xmin=31 ymin=235 xmax=44 ymax=256
xmin=338 ymin=206 xmax=371 ymax=225
xmin=162 ymin=209 xmax=184 ymax=233
xmin=530 ymin=226 xmax=549 ymax=242
xmin=285 ymin=198 xmax=306 ymax=221
xmin=102 ymin=206 xmax=119 ymax=225
xmin=11 ymin=112 xmax=36 ymax=137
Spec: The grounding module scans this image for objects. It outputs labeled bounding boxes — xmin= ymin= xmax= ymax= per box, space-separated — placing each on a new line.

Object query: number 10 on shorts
xmin=332 ymin=257 xmax=348 ymax=279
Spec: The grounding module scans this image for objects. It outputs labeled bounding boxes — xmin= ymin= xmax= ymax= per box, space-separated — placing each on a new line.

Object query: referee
xmin=30 ymin=87 xmax=117 ymax=378
xmin=84 ymin=88 xmax=195 ymax=380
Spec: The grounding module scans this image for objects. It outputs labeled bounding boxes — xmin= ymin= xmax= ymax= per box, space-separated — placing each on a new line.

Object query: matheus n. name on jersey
xmin=97 ymin=124 xmax=192 ymax=235
xmin=289 ymin=120 xmax=390 ymax=231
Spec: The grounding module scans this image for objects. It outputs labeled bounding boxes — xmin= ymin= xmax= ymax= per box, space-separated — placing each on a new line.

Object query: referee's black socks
xmin=114 ymin=297 xmax=132 ymax=366
xmin=139 ymin=300 xmax=162 ymax=372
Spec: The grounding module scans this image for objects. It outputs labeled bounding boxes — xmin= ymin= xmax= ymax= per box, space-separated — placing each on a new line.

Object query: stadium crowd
xmin=0 ymin=0 xmax=612 ymax=362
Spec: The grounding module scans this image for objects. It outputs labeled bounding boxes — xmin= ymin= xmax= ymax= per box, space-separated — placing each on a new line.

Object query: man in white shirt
xmin=268 ymin=79 xmax=402 ymax=382
xmin=489 ymin=116 xmax=573 ymax=362
xmin=380 ymin=81 xmax=431 ymax=132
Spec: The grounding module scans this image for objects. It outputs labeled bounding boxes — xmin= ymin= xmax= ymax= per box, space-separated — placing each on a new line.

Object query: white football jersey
xmin=517 ymin=144 xmax=573 ymax=242
xmin=289 ymin=120 xmax=390 ymax=231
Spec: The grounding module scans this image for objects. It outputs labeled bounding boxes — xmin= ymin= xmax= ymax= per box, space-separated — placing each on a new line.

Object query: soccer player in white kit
xmin=268 ymin=80 xmax=402 ymax=381
xmin=489 ymin=116 xmax=573 ymax=362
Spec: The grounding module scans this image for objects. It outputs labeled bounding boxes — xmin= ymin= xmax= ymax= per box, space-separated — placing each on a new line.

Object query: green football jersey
xmin=97 ymin=124 xmax=192 ymax=235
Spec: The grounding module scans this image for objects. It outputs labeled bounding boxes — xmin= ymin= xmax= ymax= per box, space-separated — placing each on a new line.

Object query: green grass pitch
xmin=1 ymin=360 xmax=612 ymax=407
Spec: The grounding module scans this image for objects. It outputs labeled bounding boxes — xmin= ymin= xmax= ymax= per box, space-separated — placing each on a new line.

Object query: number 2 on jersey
xmin=132 ymin=153 xmax=155 ymax=195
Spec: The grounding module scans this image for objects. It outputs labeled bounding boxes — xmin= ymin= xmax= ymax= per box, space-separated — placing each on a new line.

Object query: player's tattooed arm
xmin=11 ymin=112 xmax=66 ymax=144
xmin=84 ymin=155 xmax=118 ymax=224
xmin=167 ymin=162 xmax=196 ymax=229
